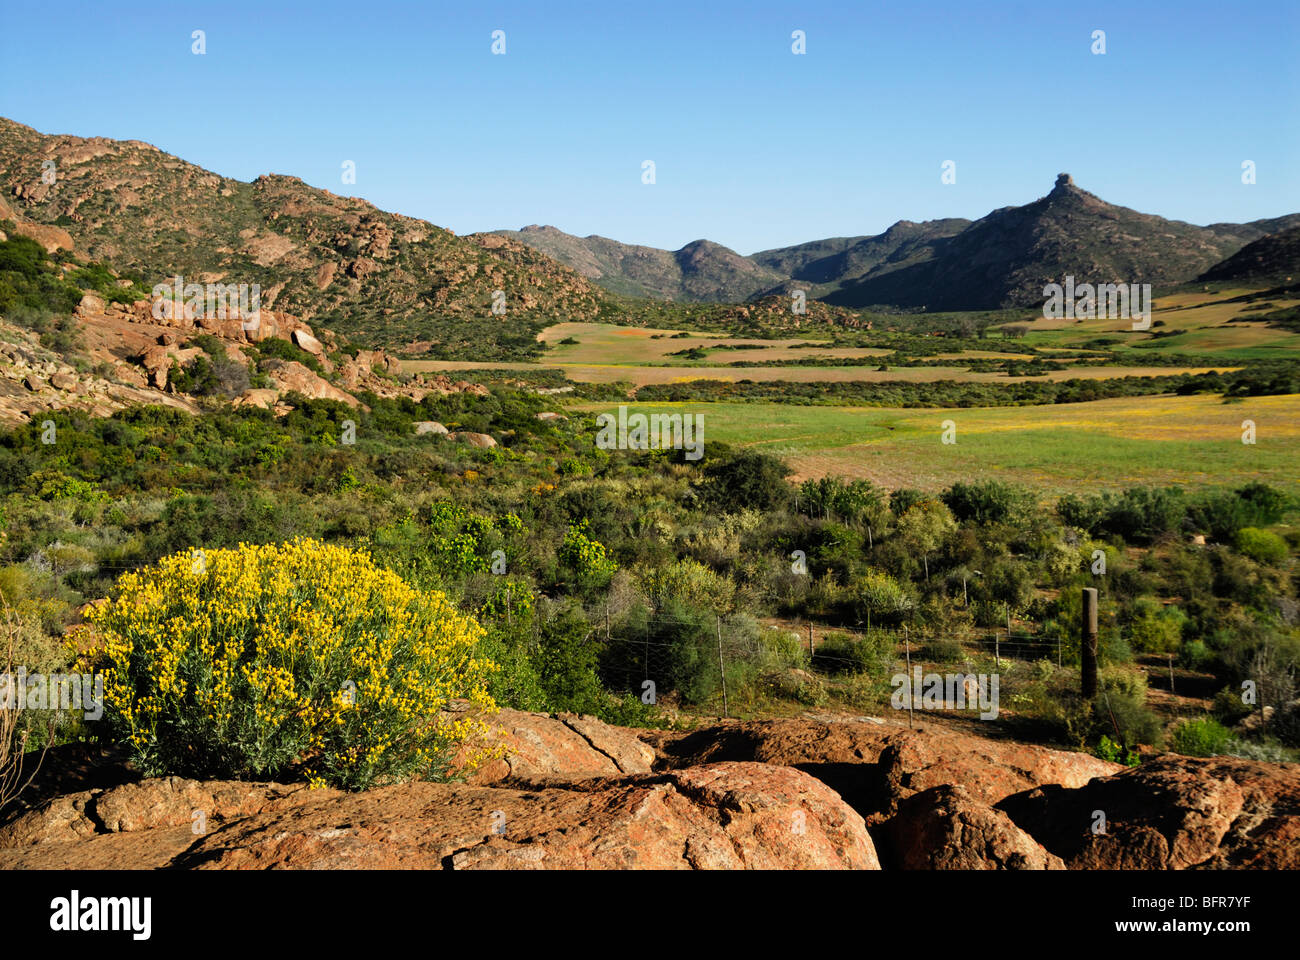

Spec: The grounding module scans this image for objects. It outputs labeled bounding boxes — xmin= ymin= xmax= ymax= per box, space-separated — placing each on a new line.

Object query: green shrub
xmin=700 ymin=451 xmax=792 ymax=513
xmin=1126 ymin=596 xmax=1187 ymax=654
xmin=942 ymin=479 xmax=1027 ymax=525
xmin=1088 ymin=668 xmax=1162 ymax=748
xmin=918 ymin=637 xmax=965 ymax=663
xmin=1094 ymin=733 xmax=1140 ymax=766
xmin=813 ymin=631 xmax=890 ymax=674
xmin=1170 ymin=717 xmax=1231 ymax=757
xmin=1235 ymin=527 xmax=1288 ymax=564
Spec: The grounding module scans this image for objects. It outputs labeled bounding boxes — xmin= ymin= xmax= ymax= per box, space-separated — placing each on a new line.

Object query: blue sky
xmin=2 ymin=0 xmax=1296 ymax=253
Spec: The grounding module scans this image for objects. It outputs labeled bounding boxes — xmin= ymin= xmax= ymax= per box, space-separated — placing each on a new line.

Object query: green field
xmin=402 ymin=318 xmax=1238 ymax=388
xmin=1014 ymin=288 xmax=1300 ymax=360
xmin=572 ymin=393 xmax=1300 ymax=494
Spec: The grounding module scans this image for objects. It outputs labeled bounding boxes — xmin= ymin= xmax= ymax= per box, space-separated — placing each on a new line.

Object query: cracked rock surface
xmin=2 ymin=711 xmax=1296 ymax=870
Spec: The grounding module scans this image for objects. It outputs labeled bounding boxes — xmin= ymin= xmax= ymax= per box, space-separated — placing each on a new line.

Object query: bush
xmin=849 ymin=569 xmax=915 ymax=625
xmin=83 ymin=539 xmax=498 ymax=790
xmin=1235 ymin=527 xmax=1288 ymax=565
xmin=1105 ymin=487 xmax=1185 ymax=544
xmin=700 ymin=451 xmax=792 ymax=512
xmin=1094 ymin=733 xmax=1140 ymax=766
xmin=1058 ymin=487 xmax=1184 ymax=543
xmin=1086 ymin=667 xmax=1162 ymax=748
xmin=1170 ymin=717 xmax=1231 ymax=757
xmin=942 ymin=479 xmax=1027 ymax=525
xmin=558 ymin=522 xmax=618 ymax=591
xmin=1188 ymin=484 xmax=1287 ymax=542
xmin=812 ymin=631 xmax=890 ymax=674
xmin=918 ymin=637 xmax=965 ymax=663
xmin=535 ymin=605 xmax=605 ymax=713
xmin=1126 ymin=596 xmax=1187 ymax=654
xmin=252 ymin=336 xmax=325 ymax=375
xmin=1272 ymin=702 xmax=1300 ymax=748
xmin=640 ymin=557 xmax=736 ymax=612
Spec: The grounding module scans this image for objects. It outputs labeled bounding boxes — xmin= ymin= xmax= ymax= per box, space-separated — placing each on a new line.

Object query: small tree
xmin=895 ymin=500 xmax=956 ymax=581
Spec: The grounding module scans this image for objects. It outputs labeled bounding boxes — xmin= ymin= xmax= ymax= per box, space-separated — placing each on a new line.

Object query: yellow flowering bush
xmin=83 ymin=539 xmax=498 ymax=790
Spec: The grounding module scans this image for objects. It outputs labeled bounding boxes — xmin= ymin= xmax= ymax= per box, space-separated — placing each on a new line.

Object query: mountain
xmin=0 ymin=118 xmax=610 ymax=355
xmin=494 ymin=177 xmax=1298 ymax=311
xmin=485 ymin=225 xmax=785 ymax=302
xmin=819 ymin=175 xmax=1300 ymax=311
xmin=5 ymin=117 xmax=1296 ymax=328
xmin=749 ymin=218 xmax=972 ymax=300
xmin=1198 ymin=225 xmax=1300 ymax=284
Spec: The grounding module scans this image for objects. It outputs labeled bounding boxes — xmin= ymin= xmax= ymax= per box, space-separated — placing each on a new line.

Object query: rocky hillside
xmin=1199 ymin=225 xmax=1300 ymax=284
xmin=0 ymin=118 xmax=611 ymax=357
xmin=486 ymin=225 xmax=785 ymax=302
xmin=0 ymin=223 xmax=491 ymax=426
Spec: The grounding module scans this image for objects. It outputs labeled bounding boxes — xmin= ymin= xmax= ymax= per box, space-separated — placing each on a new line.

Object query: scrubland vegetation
xmin=1 ymin=379 xmax=1297 ymax=797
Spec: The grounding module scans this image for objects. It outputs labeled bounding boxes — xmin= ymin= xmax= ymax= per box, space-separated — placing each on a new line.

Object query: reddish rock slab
xmin=2 ymin=763 xmax=878 ymax=870
xmin=995 ymin=754 xmax=1300 ymax=869
xmin=0 ymin=776 xmax=325 ymax=849
xmin=878 ymin=784 xmax=1064 ymax=870
xmin=182 ymin=762 xmax=876 ymax=870
xmin=643 ymin=717 xmax=1119 ymax=821
xmin=460 ymin=708 xmax=655 ymax=784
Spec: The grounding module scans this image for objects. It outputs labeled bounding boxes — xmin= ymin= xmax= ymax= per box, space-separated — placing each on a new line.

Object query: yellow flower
xmin=87 ymin=538 xmax=498 ymax=790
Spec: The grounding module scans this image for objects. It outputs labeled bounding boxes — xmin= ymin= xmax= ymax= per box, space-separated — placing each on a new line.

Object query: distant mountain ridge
xmin=493 ymin=175 xmax=1300 ymax=310
xmin=484 ymin=225 xmax=785 ymax=302
xmin=1198 ymin=225 xmax=1300 ymax=284
xmin=2 ymin=115 xmax=1295 ymax=325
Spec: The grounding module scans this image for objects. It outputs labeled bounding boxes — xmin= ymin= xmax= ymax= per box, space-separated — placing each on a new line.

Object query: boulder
xmin=460 ymin=708 xmax=655 ymax=784
xmin=879 ymin=784 xmax=1065 ymax=869
xmin=875 ymin=727 xmax=1119 ymax=814
xmin=291 ymin=329 xmax=325 ymax=356
xmin=10 ymin=220 xmax=73 ymax=254
xmin=262 ymin=359 xmax=358 ymax=407
xmin=74 ymin=293 xmax=105 ymax=317
xmin=0 ymin=777 xmax=323 ymax=849
xmin=413 ymin=420 xmax=449 ymax=436
xmin=0 ymin=762 xmax=876 ymax=871
xmin=996 ymin=753 xmax=1300 ymax=869
xmin=135 ymin=345 xmax=175 ymax=390
xmin=233 ymin=389 xmax=282 ymax=410
xmin=314 ymin=262 xmax=337 ymax=290
xmin=643 ymin=716 xmax=1119 ymax=822
xmin=449 ymin=432 xmax=496 ymax=448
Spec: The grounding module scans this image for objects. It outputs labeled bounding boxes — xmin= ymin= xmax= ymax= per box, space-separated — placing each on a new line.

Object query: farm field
xmin=403 ymin=358 xmax=1234 ymax=387
xmin=1013 ymin=288 xmax=1300 ymax=360
xmin=535 ymin=321 xmax=893 ymax=363
xmin=570 ymin=392 xmax=1300 ymax=493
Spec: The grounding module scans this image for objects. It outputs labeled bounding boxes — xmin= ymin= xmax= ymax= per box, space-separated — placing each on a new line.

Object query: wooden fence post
xmin=904 ymin=628 xmax=915 ymax=730
xmin=1081 ymin=588 xmax=1099 ymax=700
xmin=717 ymin=617 xmax=728 ymax=718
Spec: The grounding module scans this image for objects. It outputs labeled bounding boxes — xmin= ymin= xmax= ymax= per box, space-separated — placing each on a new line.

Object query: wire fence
xmin=575 ymin=609 xmax=1074 ymax=717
